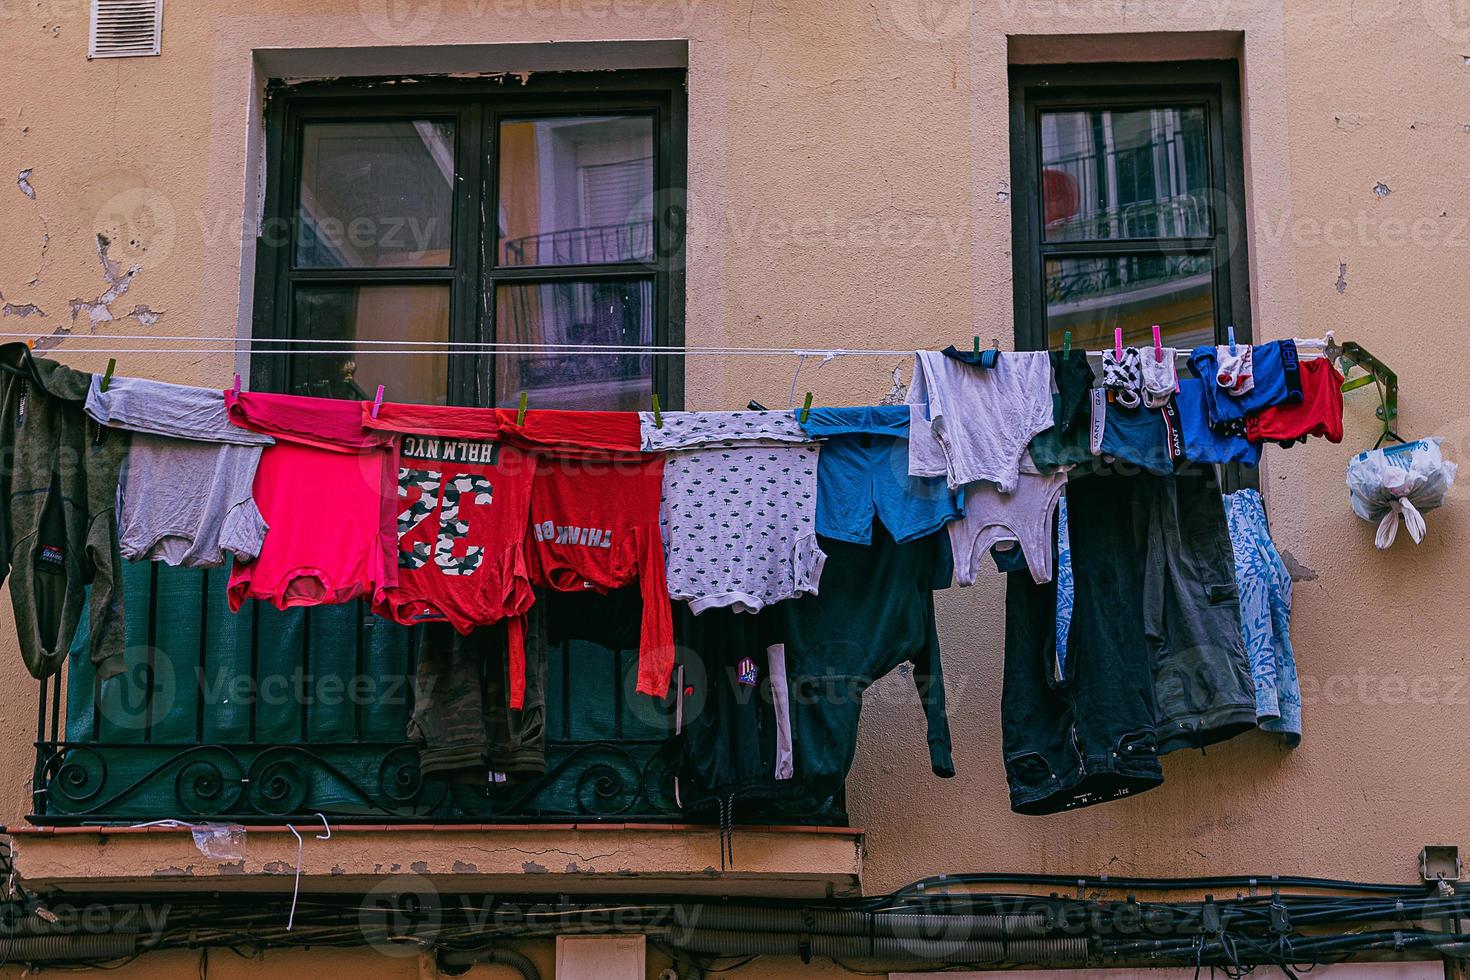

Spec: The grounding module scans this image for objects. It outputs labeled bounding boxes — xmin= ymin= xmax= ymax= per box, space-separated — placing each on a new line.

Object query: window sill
xmin=5 ymin=823 xmax=864 ymax=899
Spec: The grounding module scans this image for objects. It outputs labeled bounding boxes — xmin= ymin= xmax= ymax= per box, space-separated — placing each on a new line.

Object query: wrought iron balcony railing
xmin=31 ymin=562 xmax=844 ymax=826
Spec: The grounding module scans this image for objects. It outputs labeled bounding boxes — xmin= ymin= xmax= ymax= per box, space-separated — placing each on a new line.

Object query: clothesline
xmin=0 ymin=331 xmax=1338 ymax=360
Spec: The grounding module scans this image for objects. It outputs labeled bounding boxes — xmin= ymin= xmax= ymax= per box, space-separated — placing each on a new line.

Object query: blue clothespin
xmin=979 ymin=339 xmax=1001 ymax=369
xmin=371 ymin=384 xmax=385 ymax=419
xmin=1227 ymin=324 xmax=1237 ymax=355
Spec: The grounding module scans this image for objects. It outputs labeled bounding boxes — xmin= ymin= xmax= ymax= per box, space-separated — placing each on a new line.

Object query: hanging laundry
xmin=521 ymin=420 xmax=673 ymax=699
xmin=1187 ymin=340 xmax=1303 ymax=430
xmin=1002 ymin=472 xmax=1163 ymax=814
xmin=1246 ymin=356 xmax=1345 ymax=445
xmin=1224 ymin=490 xmax=1302 ymax=745
xmin=1141 ymin=467 xmax=1256 ymax=754
xmin=224 ymin=391 xmax=398 ymax=611
xmin=1026 ymin=349 xmax=1097 ymax=472
xmin=1098 ymin=403 xmax=1175 ymax=476
xmin=908 ymin=349 xmax=1054 ymax=491
xmin=1139 ymin=347 xmax=1179 ymax=409
xmin=950 ymin=459 xmax=1068 ymax=586
xmin=0 ymin=345 xmax=127 ymax=680
xmin=673 ymin=602 xmax=797 ymax=818
xmin=361 ymin=403 xmax=536 ymax=634
xmin=1100 ymin=346 xmax=1144 ymax=408
xmin=408 ymin=596 xmax=549 ymax=783
xmin=86 ymin=377 xmax=272 ymax=568
xmin=769 ymin=525 xmax=955 ymax=806
xmin=797 ymin=405 xmax=961 ymax=544
xmin=1347 ymin=437 xmax=1457 ymax=549
xmin=1171 ymin=376 xmax=1261 ymax=467
xmin=641 ymin=410 xmax=825 ymax=614
xmin=494 ymin=407 xmax=643 ymax=457
xmin=1214 ymin=343 xmax=1255 ymax=394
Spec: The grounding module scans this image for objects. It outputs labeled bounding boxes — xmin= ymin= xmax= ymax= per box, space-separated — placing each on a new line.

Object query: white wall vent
xmin=88 ymin=0 xmax=163 ymax=59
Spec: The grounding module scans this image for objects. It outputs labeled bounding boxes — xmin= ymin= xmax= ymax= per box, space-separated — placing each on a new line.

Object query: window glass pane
xmin=1041 ymin=107 xmax=1210 ymax=242
xmin=493 ymin=279 xmax=653 ymax=411
xmin=497 ymin=115 xmax=654 ymax=266
xmin=291 ymin=284 xmax=449 ymax=404
xmin=1044 ymin=253 xmax=1214 ymax=351
xmin=296 ymin=120 xmax=455 ymax=268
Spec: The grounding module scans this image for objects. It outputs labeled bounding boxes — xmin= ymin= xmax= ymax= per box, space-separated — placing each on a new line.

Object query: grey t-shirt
xmin=86 ymin=377 xmax=272 ymax=568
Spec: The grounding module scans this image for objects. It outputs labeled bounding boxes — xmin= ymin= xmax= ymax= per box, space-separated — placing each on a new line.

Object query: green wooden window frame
xmin=250 ymin=69 xmax=688 ymax=410
xmin=1008 ymin=60 xmax=1252 ymax=353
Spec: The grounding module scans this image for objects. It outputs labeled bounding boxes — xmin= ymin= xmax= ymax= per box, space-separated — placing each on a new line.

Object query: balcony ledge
xmin=5 ymin=823 xmax=864 ymax=899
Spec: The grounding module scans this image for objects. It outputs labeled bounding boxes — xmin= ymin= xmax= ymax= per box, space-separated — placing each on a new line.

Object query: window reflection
xmin=497 ymin=115 xmax=655 ymax=266
xmin=1041 ymin=107 xmax=1211 ymax=242
xmin=291 ymin=284 xmax=449 ymax=405
xmin=1044 ymin=254 xmax=1214 ymax=352
xmin=494 ymin=280 xmax=653 ymax=411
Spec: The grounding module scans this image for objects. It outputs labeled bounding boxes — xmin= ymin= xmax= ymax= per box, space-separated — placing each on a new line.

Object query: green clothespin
xmin=101 ymin=358 xmax=116 ymax=392
xmin=652 ymin=393 xmax=663 ymax=428
xmin=1063 ymin=331 xmax=1072 ymax=355
xmin=973 ymin=336 xmax=980 ymax=355
xmin=800 ymin=392 xmax=813 ymax=424
xmin=516 ymin=391 xmax=528 ymax=426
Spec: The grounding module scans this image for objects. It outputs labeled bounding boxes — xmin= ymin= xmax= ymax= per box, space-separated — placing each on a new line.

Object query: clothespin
xmin=101 ymin=358 xmax=116 ymax=392
xmin=371 ymin=384 xmax=384 ymax=419
xmin=232 ymin=373 xmax=241 ymax=396
xmin=973 ymin=336 xmax=980 ymax=356
xmin=516 ymin=391 xmax=528 ymax=426
xmin=1114 ymin=328 xmax=1123 ymax=360
xmin=652 ymin=393 xmax=663 ymax=428
xmin=1063 ymin=331 xmax=1071 ymax=356
xmin=1227 ymin=324 xmax=1237 ymax=355
xmin=800 ymin=392 xmax=813 ymax=423
xmin=1152 ymin=325 xmax=1163 ymax=363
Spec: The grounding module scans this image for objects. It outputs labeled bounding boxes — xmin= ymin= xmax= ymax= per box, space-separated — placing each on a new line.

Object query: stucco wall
xmin=1 ymin=3 xmax=1469 ymax=973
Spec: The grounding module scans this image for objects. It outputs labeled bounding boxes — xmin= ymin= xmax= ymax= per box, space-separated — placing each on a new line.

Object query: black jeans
xmin=1003 ymin=471 xmax=1162 ymax=815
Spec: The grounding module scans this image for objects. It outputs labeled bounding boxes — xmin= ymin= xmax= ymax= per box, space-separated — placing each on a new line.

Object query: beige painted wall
xmin=2 ymin=0 xmax=1470 ymax=974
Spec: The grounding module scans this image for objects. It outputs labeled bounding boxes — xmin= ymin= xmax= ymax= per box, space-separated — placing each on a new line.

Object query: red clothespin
xmin=232 ymin=373 xmax=241 ymax=396
xmin=371 ymin=384 xmax=385 ymax=419
xmin=1152 ymin=324 xmax=1163 ymax=363
xmin=1114 ymin=327 xmax=1123 ymax=360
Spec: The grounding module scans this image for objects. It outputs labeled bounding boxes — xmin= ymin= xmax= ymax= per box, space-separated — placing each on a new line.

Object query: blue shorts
xmin=1174 ymin=377 xmax=1260 ymax=466
xmin=1100 ymin=403 xmax=1174 ymax=475
xmin=801 ymin=406 xmax=963 ymax=544
xmin=1187 ymin=340 xmax=1302 ymax=427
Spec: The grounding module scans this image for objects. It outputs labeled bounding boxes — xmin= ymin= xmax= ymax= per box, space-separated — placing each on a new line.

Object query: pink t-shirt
xmin=225 ymin=392 xmax=397 ymax=611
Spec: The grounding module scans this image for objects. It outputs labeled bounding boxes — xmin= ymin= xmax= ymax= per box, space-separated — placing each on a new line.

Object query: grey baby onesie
xmin=86 ymin=377 xmax=273 ymax=568
xmin=640 ymin=410 xmax=826 ymax=614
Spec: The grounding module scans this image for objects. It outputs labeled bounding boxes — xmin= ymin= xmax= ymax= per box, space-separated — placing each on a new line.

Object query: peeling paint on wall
xmin=0 ymin=291 xmax=45 ymax=319
xmin=17 ymin=169 xmax=34 ymax=200
xmin=1336 ymin=261 xmax=1348 ymax=294
xmin=1279 ymin=549 xmax=1320 ymax=583
xmin=1372 ymin=181 xmax=1392 ymax=197
xmin=69 ymin=233 xmax=154 ymax=329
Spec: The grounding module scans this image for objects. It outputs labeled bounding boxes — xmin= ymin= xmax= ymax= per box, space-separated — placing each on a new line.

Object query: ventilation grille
xmin=88 ymin=0 xmax=162 ymax=59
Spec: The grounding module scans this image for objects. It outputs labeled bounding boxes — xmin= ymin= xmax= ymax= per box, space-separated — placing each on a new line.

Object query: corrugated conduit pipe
xmin=667 ymin=905 xmax=1085 ymax=964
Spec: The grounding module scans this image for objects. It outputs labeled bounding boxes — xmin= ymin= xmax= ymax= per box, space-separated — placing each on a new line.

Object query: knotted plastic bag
xmin=1347 ymin=437 xmax=1456 ymax=548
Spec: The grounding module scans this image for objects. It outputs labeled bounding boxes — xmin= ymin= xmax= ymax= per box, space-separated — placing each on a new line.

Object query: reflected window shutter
xmin=89 ymin=0 xmax=163 ymax=59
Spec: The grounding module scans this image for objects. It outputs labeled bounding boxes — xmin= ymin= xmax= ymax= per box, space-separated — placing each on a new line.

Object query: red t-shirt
xmin=363 ymin=403 xmax=536 ymax=634
xmin=1246 ymin=357 xmax=1344 ymax=445
xmin=224 ymin=392 xmax=397 ymax=611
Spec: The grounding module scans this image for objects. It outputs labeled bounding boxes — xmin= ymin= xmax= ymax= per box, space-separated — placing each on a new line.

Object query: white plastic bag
xmin=1346 ymin=437 xmax=1456 ymax=549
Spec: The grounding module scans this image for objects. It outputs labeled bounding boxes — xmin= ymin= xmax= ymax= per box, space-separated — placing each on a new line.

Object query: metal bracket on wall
xmin=1335 ymin=341 xmax=1401 ymax=444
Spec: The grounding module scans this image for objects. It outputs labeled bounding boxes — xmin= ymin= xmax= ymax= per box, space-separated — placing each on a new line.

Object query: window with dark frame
xmin=1008 ymin=61 xmax=1251 ymax=354
xmin=252 ymin=70 xmax=687 ymax=412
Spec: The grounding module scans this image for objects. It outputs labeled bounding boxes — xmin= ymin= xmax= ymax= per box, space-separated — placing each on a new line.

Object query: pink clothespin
xmin=1152 ymin=324 xmax=1163 ymax=362
xmin=231 ymin=373 xmax=241 ymax=396
xmin=371 ymin=384 xmax=385 ymax=419
xmin=1114 ymin=328 xmax=1123 ymax=360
